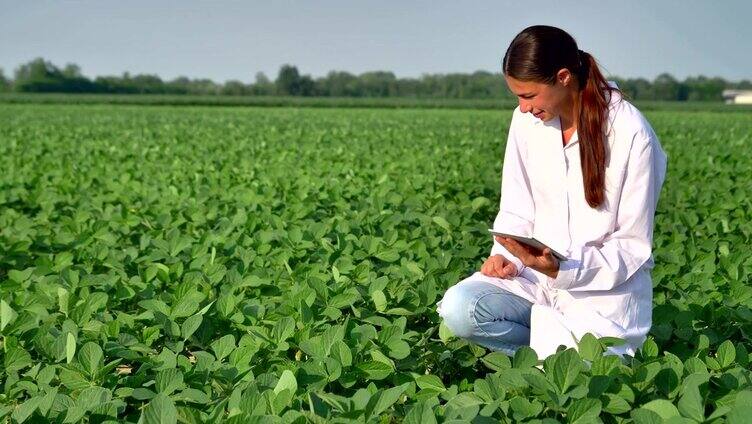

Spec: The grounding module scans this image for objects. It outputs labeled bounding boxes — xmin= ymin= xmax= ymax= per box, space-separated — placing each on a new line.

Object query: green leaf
xmin=551 ymin=348 xmax=582 ymax=393
xmin=181 ymin=314 xmax=203 ymax=340
xmin=357 ymin=360 xmax=394 ymax=380
xmin=521 ymin=372 xmax=553 ymax=395
xmin=331 ymin=340 xmax=352 ymax=367
xmin=58 ymin=368 xmax=90 ymax=391
xmin=77 ymin=342 xmax=103 ymax=378
xmin=717 ymin=339 xmax=736 ymax=368
xmin=510 ymin=396 xmax=543 ymax=420
xmin=482 ymin=352 xmax=512 ymax=371
xmin=365 ymin=383 xmax=409 ymax=420
xmin=155 ymin=369 xmax=184 ymax=395
xmin=272 ymin=316 xmax=296 ymax=347
xmin=445 ymin=391 xmax=484 ymax=410
xmin=640 ymin=337 xmax=659 ymax=359
xmin=432 ymin=216 xmax=451 ymax=232
xmin=138 ymin=393 xmax=177 ymax=424
xmin=577 ymin=333 xmax=603 ymax=361
xmin=416 ymin=375 xmax=446 ymax=392
xmin=655 ymin=368 xmax=681 ymax=398
xmin=75 ymin=386 xmax=111 ymax=410
xmin=11 ymin=396 xmax=42 ymax=424
xmin=65 ymin=333 xmax=76 ymax=364
xmin=641 ymin=399 xmax=680 ymax=419
xmin=37 ymin=387 xmax=58 ymax=416
xmin=677 ymin=384 xmax=704 ymax=422
xmin=210 ymin=334 xmax=235 ymax=361
xmin=375 ymin=249 xmax=400 ymax=262
xmin=567 ymin=398 xmax=602 ymax=424
xmin=471 ymin=196 xmax=490 ymax=211
xmin=513 ymin=346 xmax=538 ymax=369
xmin=438 ymin=321 xmax=454 ymax=343
xmin=8 ymin=268 xmax=33 ymax=283
xmin=0 ymin=299 xmax=18 ymax=332
xmin=299 ymin=337 xmax=327 ymax=360
xmin=175 ymin=388 xmax=210 ymax=404
xmin=371 ymin=290 xmax=387 ymax=312
xmin=274 ymin=370 xmax=297 ymax=395
xmin=170 ymin=291 xmax=202 ymax=319
xmin=132 ymin=388 xmax=157 ymax=400
xmin=728 ymin=402 xmax=752 ymax=424
xmin=4 ymin=345 xmax=32 ymax=372
xmin=602 ymin=393 xmax=631 ymax=415
xmin=631 ymin=408 xmax=663 ymax=424
xmin=386 ymin=339 xmax=411 ymax=360
xmin=404 ymin=400 xmax=438 ymax=424
xmin=405 ymin=261 xmax=424 ymax=277
xmin=216 ymin=293 xmax=236 ymax=318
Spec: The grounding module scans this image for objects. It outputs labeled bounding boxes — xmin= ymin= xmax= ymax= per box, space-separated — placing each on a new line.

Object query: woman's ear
xmin=556 ymin=68 xmax=572 ymax=86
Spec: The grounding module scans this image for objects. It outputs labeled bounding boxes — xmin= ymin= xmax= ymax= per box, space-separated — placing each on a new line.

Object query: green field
xmin=1 ymin=103 xmax=751 ymax=423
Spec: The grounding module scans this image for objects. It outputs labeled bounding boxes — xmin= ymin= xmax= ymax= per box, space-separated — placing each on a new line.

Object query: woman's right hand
xmin=480 ymin=254 xmax=518 ymax=279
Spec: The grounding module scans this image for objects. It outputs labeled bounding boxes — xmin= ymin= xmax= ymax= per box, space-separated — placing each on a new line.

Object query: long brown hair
xmin=502 ymin=25 xmax=620 ymax=208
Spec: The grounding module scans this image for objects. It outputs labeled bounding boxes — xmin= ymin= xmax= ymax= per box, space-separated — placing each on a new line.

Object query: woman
xmin=437 ymin=25 xmax=667 ymax=359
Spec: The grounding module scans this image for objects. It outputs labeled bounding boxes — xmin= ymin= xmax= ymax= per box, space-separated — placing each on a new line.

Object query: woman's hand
xmin=480 ymin=254 xmax=518 ymax=279
xmin=495 ymin=236 xmax=560 ymax=279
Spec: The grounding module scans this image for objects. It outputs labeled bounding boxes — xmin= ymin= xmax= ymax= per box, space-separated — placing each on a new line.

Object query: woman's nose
xmin=519 ymin=100 xmax=532 ymax=113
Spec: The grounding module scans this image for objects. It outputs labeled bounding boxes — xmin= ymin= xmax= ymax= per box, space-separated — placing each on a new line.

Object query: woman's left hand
xmin=495 ymin=236 xmax=560 ymax=279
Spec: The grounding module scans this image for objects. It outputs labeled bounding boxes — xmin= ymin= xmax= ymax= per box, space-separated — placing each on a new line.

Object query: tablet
xmin=488 ymin=229 xmax=569 ymax=262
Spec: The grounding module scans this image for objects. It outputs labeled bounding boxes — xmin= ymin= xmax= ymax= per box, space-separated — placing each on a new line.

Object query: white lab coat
xmin=453 ymin=83 xmax=667 ymax=359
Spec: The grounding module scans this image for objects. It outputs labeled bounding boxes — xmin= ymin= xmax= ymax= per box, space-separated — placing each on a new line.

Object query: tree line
xmin=1 ymin=58 xmax=750 ymax=101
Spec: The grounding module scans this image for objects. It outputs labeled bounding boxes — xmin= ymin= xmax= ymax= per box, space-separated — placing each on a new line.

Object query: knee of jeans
xmin=438 ymin=284 xmax=476 ymax=339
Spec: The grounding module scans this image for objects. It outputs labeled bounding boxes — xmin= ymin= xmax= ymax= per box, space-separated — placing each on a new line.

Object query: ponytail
xmin=576 ymin=49 xmax=619 ymax=208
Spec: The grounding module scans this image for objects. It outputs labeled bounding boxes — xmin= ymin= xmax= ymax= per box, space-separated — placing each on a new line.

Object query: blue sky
xmin=1 ymin=0 xmax=749 ymax=83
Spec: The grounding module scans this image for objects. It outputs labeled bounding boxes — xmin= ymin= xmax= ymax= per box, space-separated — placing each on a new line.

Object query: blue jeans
xmin=438 ymin=280 xmax=533 ymax=356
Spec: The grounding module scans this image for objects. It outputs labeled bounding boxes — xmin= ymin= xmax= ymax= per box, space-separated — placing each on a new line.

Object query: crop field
xmin=1 ymin=103 xmax=751 ymax=423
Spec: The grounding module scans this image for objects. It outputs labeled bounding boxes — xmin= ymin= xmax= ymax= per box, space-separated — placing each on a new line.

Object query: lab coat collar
xmin=535 ymin=113 xmax=580 ymax=150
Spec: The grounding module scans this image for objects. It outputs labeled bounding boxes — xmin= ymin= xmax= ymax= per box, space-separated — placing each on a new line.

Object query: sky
xmin=1 ymin=0 xmax=750 ymax=83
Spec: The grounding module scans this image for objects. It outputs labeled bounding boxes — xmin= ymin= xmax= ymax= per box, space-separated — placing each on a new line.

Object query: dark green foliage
xmin=6 ymin=57 xmax=752 ymax=100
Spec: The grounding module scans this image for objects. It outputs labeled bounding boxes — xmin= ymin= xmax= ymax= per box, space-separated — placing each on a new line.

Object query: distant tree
xmin=94 ymin=73 xmax=138 ymax=94
xmin=317 ymin=71 xmax=358 ymax=97
xmin=251 ymin=72 xmax=275 ymax=95
xmin=298 ymin=75 xmax=315 ymax=96
xmin=221 ymin=80 xmax=249 ymax=95
xmin=14 ymin=58 xmax=61 ymax=91
xmin=653 ymin=73 xmax=682 ymax=100
xmin=167 ymin=76 xmax=193 ymax=94
xmin=357 ymin=71 xmax=397 ymax=97
xmin=618 ymin=77 xmax=654 ymax=101
xmin=62 ymin=63 xmax=83 ymax=78
xmin=255 ymin=72 xmax=270 ymax=85
xmin=735 ymin=79 xmax=752 ymax=90
xmin=0 ymin=68 xmax=9 ymax=91
xmin=129 ymin=74 xmax=166 ymax=94
xmin=467 ymin=71 xmax=506 ymax=99
xmin=684 ymin=76 xmax=725 ymax=101
xmin=275 ymin=65 xmax=315 ymax=96
xmin=187 ymin=78 xmax=221 ymax=95
xmin=395 ymin=77 xmax=420 ymax=97
xmin=276 ymin=65 xmax=301 ymax=95
xmin=14 ymin=57 xmax=96 ymax=92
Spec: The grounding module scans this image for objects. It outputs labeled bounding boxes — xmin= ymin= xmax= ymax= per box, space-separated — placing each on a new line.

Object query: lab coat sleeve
xmin=550 ymin=129 xmax=667 ymax=291
xmin=490 ymin=109 xmax=536 ymax=274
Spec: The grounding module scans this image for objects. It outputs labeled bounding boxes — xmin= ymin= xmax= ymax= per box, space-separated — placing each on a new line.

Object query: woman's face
xmin=504 ymin=71 xmax=572 ymax=122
